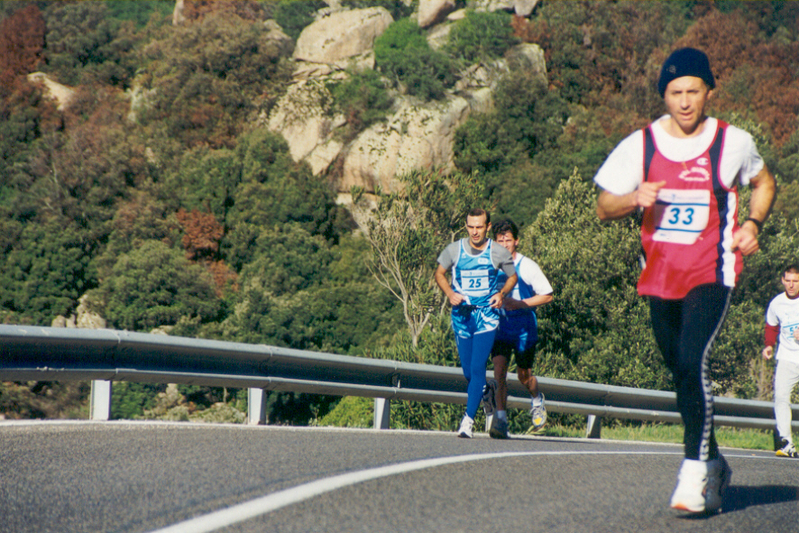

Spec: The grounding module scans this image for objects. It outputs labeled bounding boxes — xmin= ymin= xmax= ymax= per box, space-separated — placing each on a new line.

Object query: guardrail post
xmin=374 ymin=398 xmax=390 ymax=430
xmin=90 ymin=380 xmax=112 ymax=421
xmin=586 ymin=414 xmax=602 ymax=439
xmin=248 ymin=388 xmax=267 ymax=425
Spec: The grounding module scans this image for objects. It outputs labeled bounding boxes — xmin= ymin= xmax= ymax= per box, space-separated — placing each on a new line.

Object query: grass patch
xmin=529 ymin=422 xmax=775 ymax=452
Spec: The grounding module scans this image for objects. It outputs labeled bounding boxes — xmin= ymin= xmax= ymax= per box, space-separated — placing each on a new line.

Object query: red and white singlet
xmin=638 ymin=120 xmax=741 ymax=299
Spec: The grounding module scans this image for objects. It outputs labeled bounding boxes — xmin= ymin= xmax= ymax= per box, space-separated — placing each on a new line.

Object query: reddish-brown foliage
xmin=175 ymin=208 xmax=237 ymax=295
xmin=204 ymin=259 xmax=238 ymax=297
xmin=0 ymin=4 xmax=45 ymax=97
xmin=676 ymin=9 xmax=799 ymax=146
xmin=176 ymin=208 xmax=224 ymax=261
xmin=181 ymin=0 xmax=263 ymax=22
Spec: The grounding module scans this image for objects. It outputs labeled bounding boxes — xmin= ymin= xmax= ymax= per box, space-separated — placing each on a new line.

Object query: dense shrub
xmin=327 ymin=68 xmax=394 ymax=139
xmin=273 ymin=0 xmax=326 ymax=40
xmin=445 ymin=10 xmax=519 ymax=64
xmin=99 ymin=240 xmax=222 ymax=331
xmin=374 ymin=18 xmax=456 ymax=100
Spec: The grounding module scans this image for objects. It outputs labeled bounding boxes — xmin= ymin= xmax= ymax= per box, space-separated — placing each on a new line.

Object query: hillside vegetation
xmin=1 ymin=1 xmax=798 ymax=431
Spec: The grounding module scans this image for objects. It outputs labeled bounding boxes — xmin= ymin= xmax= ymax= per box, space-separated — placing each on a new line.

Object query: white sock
xmin=532 ymin=394 xmax=543 ymax=407
xmin=497 ymin=410 xmax=507 ymax=421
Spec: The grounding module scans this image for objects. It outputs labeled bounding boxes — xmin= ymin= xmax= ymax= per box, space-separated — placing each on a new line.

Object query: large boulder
xmin=338 ymin=91 xmax=492 ymax=193
xmin=262 ymin=19 xmax=294 ymax=57
xmin=293 ymin=7 xmax=393 ymax=73
xmin=505 ymin=42 xmax=547 ymax=79
xmin=475 ymin=0 xmax=540 ymax=16
xmin=172 ymin=0 xmax=185 ymax=25
xmin=266 ymin=79 xmax=346 ymax=175
xmin=418 ymin=0 xmax=456 ymax=28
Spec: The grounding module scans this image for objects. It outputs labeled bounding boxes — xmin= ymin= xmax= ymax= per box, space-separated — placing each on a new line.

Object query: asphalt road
xmin=1 ymin=421 xmax=797 ymax=533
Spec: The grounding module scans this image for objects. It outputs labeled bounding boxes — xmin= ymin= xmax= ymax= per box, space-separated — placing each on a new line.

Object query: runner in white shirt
xmin=483 ymin=219 xmax=553 ymax=439
xmin=762 ymin=264 xmax=799 ymax=458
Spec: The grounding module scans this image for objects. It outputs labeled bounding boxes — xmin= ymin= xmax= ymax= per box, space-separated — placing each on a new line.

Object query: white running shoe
xmin=776 ymin=438 xmax=798 ymax=458
xmin=705 ymin=455 xmax=732 ymax=513
xmin=457 ymin=416 xmax=474 ymax=438
xmin=530 ymin=393 xmax=547 ymax=431
xmin=669 ymin=459 xmax=708 ymax=513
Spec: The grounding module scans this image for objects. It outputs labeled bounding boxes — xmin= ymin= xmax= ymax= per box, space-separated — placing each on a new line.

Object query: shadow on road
xmin=674 ymin=485 xmax=799 ymax=521
xmin=723 ymin=485 xmax=799 ymax=513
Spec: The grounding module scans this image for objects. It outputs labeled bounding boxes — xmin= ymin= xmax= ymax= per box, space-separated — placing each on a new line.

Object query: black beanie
xmin=657 ymin=47 xmax=715 ymax=97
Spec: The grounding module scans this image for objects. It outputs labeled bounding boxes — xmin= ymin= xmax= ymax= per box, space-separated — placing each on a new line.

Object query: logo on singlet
xmin=678 ymin=166 xmax=711 ymax=183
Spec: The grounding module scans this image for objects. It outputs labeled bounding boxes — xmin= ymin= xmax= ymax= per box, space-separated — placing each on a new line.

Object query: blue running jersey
xmin=450 ymin=240 xmax=500 ymax=336
xmin=496 ymin=254 xmax=551 ymax=346
xmin=451 ymin=240 xmax=498 ymax=307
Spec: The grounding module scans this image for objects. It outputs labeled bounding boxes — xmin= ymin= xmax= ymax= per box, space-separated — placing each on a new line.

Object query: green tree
xmin=93 ymin=184 xmax=182 ymax=281
xmin=453 ymin=68 xmax=570 ymax=225
xmin=354 ymin=168 xmax=486 ymax=347
xmin=22 ymin=121 xmax=148 ymax=233
xmin=0 ymin=221 xmax=98 ymax=324
xmin=229 ymin=128 xmax=340 ymax=242
xmin=106 ymin=1 xmax=173 ymax=29
xmin=99 ymin=240 xmax=221 ymax=331
xmin=111 ymin=382 xmax=164 ymax=419
xmin=455 ymin=68 xmax=568 ymax=175
xmin=139 ymin=10 xmax=294 ymax=147
xmin=220 ymin=233 xmax=401 ymax=354
xmin=43 ymin=1 xmax=140 ymax=87
xmin=164 ymin=146 xmax=242 ymax=228
xmin=526 ymin=171 xmax=668 ymax=388
xmin=237 ymin=224 xmax=333 ymax=297
xmin=326 ymin=68 xmax=394 ymax=141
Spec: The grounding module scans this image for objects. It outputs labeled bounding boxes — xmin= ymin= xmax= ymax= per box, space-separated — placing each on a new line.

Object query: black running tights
xmin=649 ymin=283 xmax=732 ymax=462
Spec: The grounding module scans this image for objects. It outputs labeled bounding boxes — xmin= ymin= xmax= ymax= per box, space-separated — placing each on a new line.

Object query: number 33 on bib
xmin=652 ymin=189 xmax=710 ymax=245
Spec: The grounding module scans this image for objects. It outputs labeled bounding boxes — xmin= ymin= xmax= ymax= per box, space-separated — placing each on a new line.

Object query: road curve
xmin=1 ymin=421 xmax=796 ymax=533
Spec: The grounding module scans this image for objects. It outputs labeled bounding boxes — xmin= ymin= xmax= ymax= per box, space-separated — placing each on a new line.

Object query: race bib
xmin=652 ymin=189 xmax=710 ymax=245
xmin=460 ymin=269 xmax=490 ymax=297
xmin=785 ymin=322 xmax=799 ymax=344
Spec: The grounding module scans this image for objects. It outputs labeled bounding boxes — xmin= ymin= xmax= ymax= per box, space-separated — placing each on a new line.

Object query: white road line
xmin=147 ymin=450 xmax=675 ymax=533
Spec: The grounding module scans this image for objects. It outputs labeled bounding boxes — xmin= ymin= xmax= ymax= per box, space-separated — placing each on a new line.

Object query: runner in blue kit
xmin=435 ymin=208 xmax=517 ymax=438
xmin=485 ymin=219 xmax=553 ymax=439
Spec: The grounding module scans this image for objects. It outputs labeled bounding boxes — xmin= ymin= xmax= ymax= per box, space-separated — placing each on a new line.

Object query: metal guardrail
xmin=1 ymin=325 xmax=796 ymax=437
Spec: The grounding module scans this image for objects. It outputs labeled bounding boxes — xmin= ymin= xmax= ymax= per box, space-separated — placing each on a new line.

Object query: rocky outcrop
xmin=268 ymin=37 xmax=545 ymax=195
xmin=26 ymin=73 xmax=74 ymax=111
xmin=52 ymin=295 xmax=107 ymax=329
xmin=418 ymin=0 xmax=457 ymax=28
xmin=172 ymin=0 xmax=185 ymax=25
xmin=339 ymin=94 xmax=482 ymax=194
xmin=506 ymin=42 xmax=548 ymax=79
xmin=292 ymin=7 xmax=393 ymax=77
xmin=161 ymin=1 xmax=547 ymax=198
xmin=262 ymin=19 xmax=294 ymax=57
xmin=480 ymin=0 xmax=540 ymax=17
xmin=266 ymin=79 xmax=346 ymax=176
